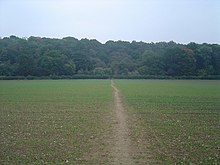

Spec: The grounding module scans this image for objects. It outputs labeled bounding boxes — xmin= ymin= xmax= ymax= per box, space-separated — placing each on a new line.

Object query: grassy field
xmin=1 ymin=79 xmax=219 ymax=164
xmin=0 ymin=80 xmax=113 ymax=164
xmin=115 ymin=80 xmax=220 ymax=164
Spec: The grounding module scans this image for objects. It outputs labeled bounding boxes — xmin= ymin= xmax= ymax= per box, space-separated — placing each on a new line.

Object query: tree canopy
xmin=0 ymin=36 xmax=219 ymax=78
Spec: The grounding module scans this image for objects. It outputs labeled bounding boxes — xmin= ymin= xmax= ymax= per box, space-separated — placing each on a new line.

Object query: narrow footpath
xmin=111 ymin=80 xmax=133 ymax=165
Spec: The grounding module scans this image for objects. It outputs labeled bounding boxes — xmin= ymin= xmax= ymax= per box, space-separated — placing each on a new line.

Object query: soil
xmin=110 ymin=80 xmax=134 ymax=165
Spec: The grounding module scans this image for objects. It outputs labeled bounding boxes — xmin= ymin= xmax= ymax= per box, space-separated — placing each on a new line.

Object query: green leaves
xmin=0 ymin=36 xmax=219 ymax=78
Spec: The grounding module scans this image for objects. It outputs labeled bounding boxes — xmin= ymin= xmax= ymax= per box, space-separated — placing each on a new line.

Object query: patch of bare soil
xmin=110 ymin=80 xmax=134 ymax=165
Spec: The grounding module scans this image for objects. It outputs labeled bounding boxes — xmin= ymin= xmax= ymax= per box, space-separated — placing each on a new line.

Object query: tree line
xmin=0 ymin=36 xmax=220 ymax=79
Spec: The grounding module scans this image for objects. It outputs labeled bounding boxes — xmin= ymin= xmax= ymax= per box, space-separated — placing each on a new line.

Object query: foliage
xmin=0 ymin=36 xmax=219 ymax=77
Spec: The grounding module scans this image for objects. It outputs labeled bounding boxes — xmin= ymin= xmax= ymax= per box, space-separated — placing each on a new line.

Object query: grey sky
xmin=0 ymin=0 xmax=220 ymax=43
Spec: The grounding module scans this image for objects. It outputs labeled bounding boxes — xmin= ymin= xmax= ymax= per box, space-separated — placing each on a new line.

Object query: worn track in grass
xmin=111 ymin=80 xmax=134 ymax=165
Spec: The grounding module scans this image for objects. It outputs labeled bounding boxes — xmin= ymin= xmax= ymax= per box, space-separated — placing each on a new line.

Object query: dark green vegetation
xmin=116 ymin=80 xmax=220 ymax=164
xmin=0 ymin=80 xmax=113 ymax=164
xmin=0 ymin=36 xmax=220 ymax=78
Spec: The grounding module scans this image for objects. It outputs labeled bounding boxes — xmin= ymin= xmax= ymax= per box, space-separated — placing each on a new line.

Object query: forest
xmin=0 ymin=35 xmax=220 ymax=79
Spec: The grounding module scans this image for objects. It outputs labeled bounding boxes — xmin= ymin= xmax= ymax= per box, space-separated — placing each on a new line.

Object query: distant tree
xmin=93 ymin=67 xmax=105 ymax=76
xmin=164 ymin=48 xmax=196 ymax=76
xmin=110 ymin=52 xmax=135 ymax=75
xmin=212 ymin=44 xmax=220 ymax=75
xmin=0 ymin=36 xmax=219 ymax=78
xmin=195 ymin=44 xmax=214 ymax=76
xmin=17 ymin=54 xmax=35 ymax=76
xmin=138 ymin=50 xmax=165 ymax=75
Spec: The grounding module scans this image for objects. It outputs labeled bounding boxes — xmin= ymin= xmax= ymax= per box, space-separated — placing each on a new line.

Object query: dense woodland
xmin=0 ymin=36 xmax=220 ymax=79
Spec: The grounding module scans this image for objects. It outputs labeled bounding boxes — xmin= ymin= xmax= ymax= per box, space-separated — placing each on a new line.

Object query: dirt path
xmin=111 ymin=80 xmax=134 ymax=165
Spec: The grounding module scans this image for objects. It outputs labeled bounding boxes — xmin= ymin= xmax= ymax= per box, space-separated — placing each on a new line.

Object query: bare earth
xmin=111 ymin=80 xmax=134 ymax=165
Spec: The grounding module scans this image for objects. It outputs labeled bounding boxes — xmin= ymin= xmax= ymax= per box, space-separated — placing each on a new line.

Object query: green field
xmin=0 ymin=80 xmax=114 ymax=164
xmin=115 ymin=80 xmax=220 ymax=164
xmin=0 ymin=80 xmax=220 ymax=164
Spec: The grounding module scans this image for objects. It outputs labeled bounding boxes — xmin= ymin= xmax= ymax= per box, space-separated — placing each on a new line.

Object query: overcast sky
xmin=0 ymin=0 xmax=220 ymax=44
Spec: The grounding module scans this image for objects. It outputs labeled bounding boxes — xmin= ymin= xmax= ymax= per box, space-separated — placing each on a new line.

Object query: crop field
xmin=0 ymin=79 xmax=219 ymax=164
xmin=115 ymin=80 xmax=220 ymax=164
xmin=0 ymin=80 xmax=114 ymax=164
